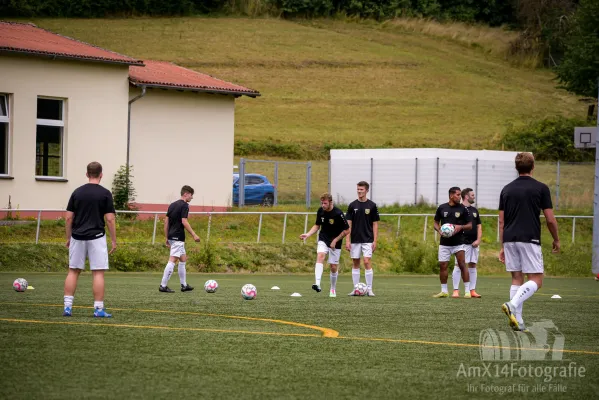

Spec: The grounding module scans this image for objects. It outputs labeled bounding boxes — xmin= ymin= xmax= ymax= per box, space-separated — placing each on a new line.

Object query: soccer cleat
xmin=464 ymin=292 xmax=472 ymax=299
xmin=312 ymin=284 xmax=322 ymax=293
xmin=367 ymin=288 xmax=375 ymax=297
xmin=452 ymin=290 xmax=460 ymax=298
xmin=433 ymin=292 xmax=449 ymax=298
xmin=348 ymin=286 xmax=358 ymax=296
xmin=329 ymin=289 xmax=336 ymax=298
xmin=470 ymin=290 xmax=482 ymax=298
xmin=62 ymin=307 xmax=72 ymax=317
xmin=159 ymin=285 xmax=174 ymax=293
xmin=515 ymin=322 xmax=530 ymax=333
xmin=93 ymin=308 xmax=112 ymax=318
xmin=181 ymin=284 xmax=194 ymax=292
xmin=501 ymin=302 xmax=520 ymax=331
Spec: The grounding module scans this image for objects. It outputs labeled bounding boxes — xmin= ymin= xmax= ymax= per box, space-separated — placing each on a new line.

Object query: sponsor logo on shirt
xmin=321 ymin=217 xmax=324 ymax=223
xmin=329 ymin=219 xmax=335 ymax=224
xmin=455 ymin=212 xmax=461 ymax=218
xmin=444 ymin=212 xmax=448 ymax=217
xmin=365 ymin=209 xmax=370 ymax=214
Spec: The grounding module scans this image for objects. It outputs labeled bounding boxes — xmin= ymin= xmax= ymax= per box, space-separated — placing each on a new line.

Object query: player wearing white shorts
xmin=452 ymin=188 xmax=482 ymax=298
xmin=63 ymin=162 xmax=117 ymax=318
xmin=345 ymin=181 xmax=380 ymax=296
xmin=300 ymin=193 xmax=350 ymax=298
xmin=500 ymin=153 xmax=559 ymax=332
xmin=433 ymin=187 xmax=472 ymax=298
xmin=159 ymin=185 xmax=201 ymax=293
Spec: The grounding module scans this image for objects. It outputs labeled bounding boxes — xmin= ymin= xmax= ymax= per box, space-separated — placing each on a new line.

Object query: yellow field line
xmin=0 ymin=302 xmax=339 ymax=338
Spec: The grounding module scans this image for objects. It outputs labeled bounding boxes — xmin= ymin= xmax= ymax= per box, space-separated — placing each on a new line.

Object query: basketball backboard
xmin=574 ymin=127 xmax=597 ymax=148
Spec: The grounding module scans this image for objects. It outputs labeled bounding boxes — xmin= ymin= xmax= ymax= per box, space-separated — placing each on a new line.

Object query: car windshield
xmin=233 ymin=176 xmax=238 ymax=184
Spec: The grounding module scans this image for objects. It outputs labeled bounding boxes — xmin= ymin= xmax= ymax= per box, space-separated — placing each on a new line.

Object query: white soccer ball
xmin=440 ymin=223 xmax=455 ymax=238
xmin=353 ymin=282 xmax=368 ymax=296
xmin=204 ymin=279 xmax=218 ymax=293
xmin=13 ymin=278 xmax=28 ymax=292
xmin=241 ymin=284 xmax=257 ymax=300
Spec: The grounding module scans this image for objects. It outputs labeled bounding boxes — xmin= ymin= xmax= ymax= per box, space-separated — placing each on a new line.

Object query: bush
xmin=112 ymin=165 xmax=139 ymax=219
xmin=500 ymin=117 xmax=594 ymax=162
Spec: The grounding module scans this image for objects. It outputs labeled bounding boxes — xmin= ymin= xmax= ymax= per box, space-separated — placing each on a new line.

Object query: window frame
xmin=0 ymin=93 xmax=11 ymax=177
xmin=35 ymin=96 xmax=66 ymax=179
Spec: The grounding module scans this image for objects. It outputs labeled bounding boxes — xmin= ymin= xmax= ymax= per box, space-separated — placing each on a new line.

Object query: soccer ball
xmin=440 ymin=223 xmax=455 ymax=238
xmin=241 ymin=284 xmax=257 ymax=300
xmin=353 ymin=282 xmax=368 ymax=296
xmin=13 ymin=278 xmax=28 ymax=292
xmin=204 ymin=279 xmax=218 ymax=293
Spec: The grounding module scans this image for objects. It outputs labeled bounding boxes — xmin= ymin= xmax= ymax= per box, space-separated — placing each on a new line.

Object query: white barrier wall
xmin=330 ymin=149 xmax=520 ymax=209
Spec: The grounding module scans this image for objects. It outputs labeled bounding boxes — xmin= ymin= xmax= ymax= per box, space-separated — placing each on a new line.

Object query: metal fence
xmin=1 ymin=210 xmax=592 ymax=246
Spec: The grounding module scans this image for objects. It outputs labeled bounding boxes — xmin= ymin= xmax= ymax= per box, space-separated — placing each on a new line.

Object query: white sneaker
xmin=348 ymin=285 xmax=358 ymax=296
xmin=367 ymin=288 xmax=375 ymax=297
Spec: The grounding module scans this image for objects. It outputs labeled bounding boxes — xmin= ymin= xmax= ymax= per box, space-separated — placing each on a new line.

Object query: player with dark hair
xmin=300 ymin=193 xmax=350 ymax=297
xmin=433 ymin=187 xmax=472 ymax=298
xmin=63 ymin=161 xmax=117 ymax=317
xmin=452 ymin=188 xmax=482 ymax=298
xmin=159 ymin=185 xmax=201 ymax=293
xmin=500 ymin=153 xmax=559 ymax=332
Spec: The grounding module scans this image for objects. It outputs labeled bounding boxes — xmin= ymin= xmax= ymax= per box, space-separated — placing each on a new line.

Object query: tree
xmin=112 ymin=165 xmax=138 ymax=219
xmin=555 ymin=0 xmax=599 ymax=98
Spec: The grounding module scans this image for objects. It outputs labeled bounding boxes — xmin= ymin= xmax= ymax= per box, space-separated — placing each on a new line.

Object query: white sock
xmin=315 ymin=263 xmax=323 ymax=286
xmin=161 ymin=261 xmax=175 ymax=287
xmin=469 ymin=268 xmax=477 ymax=290
xmin=178 ymin=262 xmax=187 ymax=286
xmin=464 ymin=281 xmax=470 ymax=292
xmin=510 ymin=284 xmax=524 ymax=323
xmin=64 ymin=295 xmax=74 ymax=308
xmin=441 ymin=283 xmax=448 ymax=293
xmin=330 ymin=271 xmax=338 ymax=291
xmin=94 ymin=301 xmax=104 ymax=310
xmin=352 ymin=268 xmax=360 ymax=287
xmin=452 ymin=267 xmax=461 ymax=290
xmin=365 ymin=269 xmax=373 ymax=288
xmin=510 ymin=281 xmax=538 ymax=309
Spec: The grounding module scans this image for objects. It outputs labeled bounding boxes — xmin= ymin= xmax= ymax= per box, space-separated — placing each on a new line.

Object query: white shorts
xmin=350 ymin=243 xmax=373 ymax=259
xmin=454 ymin=244 xmax=480 ymax=266
xmin=504 ymin=242 xmax=544 ymax=274
xmin=69 ymin=236 xmax=109 ymax=270
xmin=169 ymin=240 xmax=186 ymax=258
xmin=438 ymin=244 xmax=466 ymax=262
xmin=317 ymin=241 xmax=341 ymax=265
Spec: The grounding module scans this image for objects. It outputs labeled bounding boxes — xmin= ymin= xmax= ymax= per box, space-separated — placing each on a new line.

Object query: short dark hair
xmin=515 ymin=152 xmax=534 ymax=174
xmin=449 ymin=187 xmax=461 ymax=196
xmin=461 ymin=188 xmax=473 ymax=199
xmin=357 ymin=181 xmax=370 ymax=191
xmin=181 ymin=185 xmax=194 ymax=196
xmin=87 ymin=162 xmax=102 ymax=178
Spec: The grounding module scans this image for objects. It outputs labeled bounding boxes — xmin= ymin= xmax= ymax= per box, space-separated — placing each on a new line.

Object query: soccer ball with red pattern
xmin=13 ymin=278 xmax=28 ymax=292
xmin=204 ymin=279 xmax=218 ymax=293
xmin=353 ymin=282 xmax=368 ymax=296
xmin=440 ymin=223 xmax=455 ymax=238
xmin=241 ymin=284 xmax=257 ymax=300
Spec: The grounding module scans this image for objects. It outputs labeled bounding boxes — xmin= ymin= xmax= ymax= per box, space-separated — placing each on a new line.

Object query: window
xmin=36 ymin=97 xmax=65 ymax=177
xmin=247 ymin=176 xmax=264 ymax=185
xmin=0 ymin=94 xmax=8 ymax=175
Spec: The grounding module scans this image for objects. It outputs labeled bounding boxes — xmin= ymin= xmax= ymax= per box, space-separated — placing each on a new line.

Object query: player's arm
xmin=300 ymin=224 xmax=320 ymax=240
xmin=182 ymin=218 xmax=201 ymax=242
xmin=372 ymin=221 xmax=378 ymax=252
xmin=345 ymin=220 xmax=353 ymax=251
xmin=498 ymin=211 xmax=505 ymax=262
xmin=65 ymin=211 xmax=74 ymax=248
xmin=472 ymin=223 xmax=482 ymax=248
xmin=163 ymin=216 xmax=170 ymax=246
xmin=454 ymin=209 xmax=472 ymax=233
xmin=543 ymin=208 xmax=560 ymax=253
xmin=105 ymin=212 xmax=117 ymax=254
xmin=434 ymin=219 xmax=441 ymax=234
xmin=330 ymin=226 xmax=350 ymax=249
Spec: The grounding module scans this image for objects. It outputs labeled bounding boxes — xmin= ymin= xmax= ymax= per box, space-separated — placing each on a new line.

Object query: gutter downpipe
xmin=126 ymin=85 xmax=146 ymax=197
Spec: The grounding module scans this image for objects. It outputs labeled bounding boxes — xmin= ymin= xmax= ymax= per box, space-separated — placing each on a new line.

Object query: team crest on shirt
xmin=329 ymin=219 xmax=335 ymax=224
xmin=473 ymin=212 xmax=477 ymax=217
xmin=365 ymin=209 xmax=370 ymax=215
xmin=455 ymin=212 xmax=461 ymax=218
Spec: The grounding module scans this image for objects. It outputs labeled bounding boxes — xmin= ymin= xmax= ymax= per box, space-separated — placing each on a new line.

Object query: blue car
xmin=233 ymin=173 xmax=275 ymax=206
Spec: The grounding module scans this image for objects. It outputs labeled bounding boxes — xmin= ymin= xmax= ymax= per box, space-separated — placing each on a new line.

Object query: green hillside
xmin=18 ymin=17 xmax=583 ymax=157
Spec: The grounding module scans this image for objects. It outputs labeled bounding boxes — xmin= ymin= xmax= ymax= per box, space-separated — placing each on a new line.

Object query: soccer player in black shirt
xmin=159 ymin=185 xmax=201 ymax=293
xmin=433 ymin=187 xmax=472 ymax=298
xmin=500 ymin=153 xmax=559 ymax=332
xmin=345 ymin=181 xmax=380 ymax=296
xmin=300 ymin=193 xmax=350 ymax=297
xmin=451 ymin=188 xmax=482 ymax=298
xmin=63 ymin=162 xmax=117 ymax=318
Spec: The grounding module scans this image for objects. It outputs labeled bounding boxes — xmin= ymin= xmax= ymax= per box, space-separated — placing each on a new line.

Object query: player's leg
xmin=178 ymin=248 xmax=194 ymax=292
xmin=89 ymin=236 xmax=111 ymax=317
xmin=363 ymin=244 xmax=375 ymax=296
xmin=502 ymin=242 xmax=523 ymax=330
xmin=348 ymin=244 xmax=362 ymax=295
xmin=451 ymin=255 xmax=461 ymax=298
xmin=313 ymin=242 xmax=327 ymax=292
xmin=469 ymin=246 xmax=481 ymax=298
xmin=63 ymin=238 xmax=86 ymax=316
xmin=329 ymin=256 xmax=339 ymax=298
xmin=434 ymin=246 xmax=450 ymax=297
xmin=508 ymin=243 xmax=544 ymax=331
xmin=455 ymin=248 xmax=471 ymax=298
xmin=160 ymin=240 xmax=178 ymax=292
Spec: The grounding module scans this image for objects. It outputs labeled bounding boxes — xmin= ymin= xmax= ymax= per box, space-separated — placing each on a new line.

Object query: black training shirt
xmin=167 ymin=199 xmax=190 ymax=241
xmin=66 ymin=183 xmax=115 ymax=241
xmin=315 ymin=206 xmax=349 ymax=249
xmin=463 ymin=205 xmax=481 ymax=245
xmin=346 ymin=199 xmax=380 ymax=243
xmin=434 ymin=202 xmax=472 ymax=246
xmin=499 ymin=176 xmax=552 ymax=245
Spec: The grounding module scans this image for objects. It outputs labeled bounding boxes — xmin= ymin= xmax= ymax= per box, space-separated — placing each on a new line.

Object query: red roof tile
xmin=0 ymin=21 xmax=143 ymax=66
xmin=129 ymin=60 xmax=260 ymax=98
